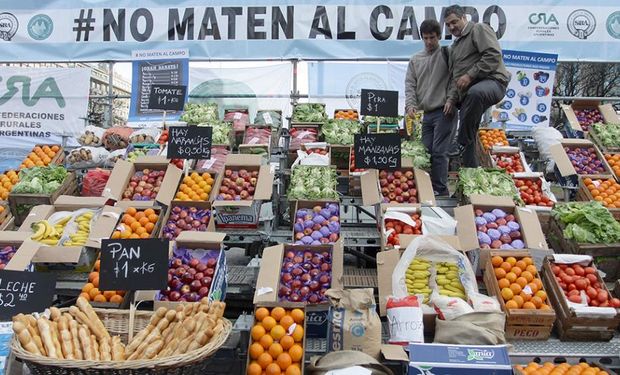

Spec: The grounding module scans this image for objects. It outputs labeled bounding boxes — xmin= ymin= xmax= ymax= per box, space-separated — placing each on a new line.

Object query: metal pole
xmin=291 ymin=59 xmax=299 ymax=105
xmin=108 ymin=61 xmax=115 ymax=128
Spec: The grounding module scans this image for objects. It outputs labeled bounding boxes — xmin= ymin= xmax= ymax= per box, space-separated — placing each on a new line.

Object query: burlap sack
xmin=433 ymin=312 xmax=507 ymax=345
xmin=326 ymin=288 xmax=382 ymax=359
xmin=307 ymin=350 xmax=394 ymax=375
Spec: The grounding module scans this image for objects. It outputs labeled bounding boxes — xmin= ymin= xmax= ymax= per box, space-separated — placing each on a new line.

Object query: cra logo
xmin=529 ymin=13 xmax=559 ymax=26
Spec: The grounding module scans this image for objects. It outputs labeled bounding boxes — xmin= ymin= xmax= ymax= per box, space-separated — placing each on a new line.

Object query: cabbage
xmin=288 ymin=166 xmax=338 ymax=200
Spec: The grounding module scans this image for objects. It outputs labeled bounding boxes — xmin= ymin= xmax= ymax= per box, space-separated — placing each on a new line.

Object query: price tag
xmin=166 ymin=126 xmax=213 ymax=160
xmin=248 ymin=137 xmax=260 ymax=145
xmin=262 ymin=112 xmax=273 ymax=124
xmin=354 ymin=134 xmax=401 ymax=170
xmin=0 ymin=270 xmax=56 ymax=320
xmin=148 ymin=85 xmax=187 ymax=111
xmin=360 ymin=89 xmax=399 ymax=117
xmin=233 ymin=112 xmax=243 ymax=120
xmin=99 ymin=239 xmax=169 ymax=291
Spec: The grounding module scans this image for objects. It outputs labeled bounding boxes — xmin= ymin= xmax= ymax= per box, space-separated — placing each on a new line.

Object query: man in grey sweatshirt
xmin=405 ymin=19 xmax=456 ymax=197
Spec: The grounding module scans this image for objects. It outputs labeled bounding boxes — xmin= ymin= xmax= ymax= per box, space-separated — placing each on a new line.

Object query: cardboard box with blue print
xmin=408 ymin=343 xmax=512 ymax=375
xmin=211 ymin=154 xmax=274 ymax=229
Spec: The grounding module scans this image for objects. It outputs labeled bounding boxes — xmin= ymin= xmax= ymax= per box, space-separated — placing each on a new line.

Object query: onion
xmin=301 ymin=236 xmax=314 ymax=244
xmin=311 ymin=231 xmax=323 ymax=240
xmin=312 ymin=215 xmax=325 ymax=224
xmin=294 ymin=223 xmax=304 ymax=233
xmin=304 ymin=220 xmax=314 ymax=229
xmin=319 ymin=208 xmax=331 ymax=219
xmin=328 ymin=203 xmax=339 ymax=215
xmin=328 ymin=221 xmax=340 ymax=233
xmin=319 ymin=227 xmax=330 ymax=237
xmin=296 ymin=209 xmax=307 ymax=218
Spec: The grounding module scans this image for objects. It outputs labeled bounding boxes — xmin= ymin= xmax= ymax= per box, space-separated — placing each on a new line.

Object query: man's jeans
xmin=421 ymin=109 xmax=457 ymax=195
xmin=458 ymin=79 xmax=507 ymax=167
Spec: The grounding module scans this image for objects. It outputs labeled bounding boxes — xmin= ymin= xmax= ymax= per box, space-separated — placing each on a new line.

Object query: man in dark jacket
xmin=443 ymin=5 xmax=510 ymax=167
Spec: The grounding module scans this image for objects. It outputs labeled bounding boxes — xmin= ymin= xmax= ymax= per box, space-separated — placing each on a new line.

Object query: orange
xmin=79 ymin=292 xmax=91 ymax=301
xmin=257 ymin=352 xmax=273 ymax=369
xmin=123 ymin=215 xmax=136 ymax=226
xmin=271 ymin=307 xmax=286 ymax=321
xmin=130 ymin=222 xmax=141 ymax=232
xmin=126 ymin=207 xmax=137 ymax=216
xmin=109 ymin=294 xmax=124 ymax=303
xmin=251 ymin=325 xmax=266 ymax=341
xmin=523 ymin=302 xmax=536 ymax=309
xmin=531 ymin=296 xmax=543 ymax=308
xmin=505 ymin=256 xmax=517 ymax=266
xmin=135 ymin=227 xmax=147 ymax=235
xmin=139 ymin=217 xmax=150 ymax=227
xmin=134 ymin=211 xmax=145 ymax=220
xmin=515 ymin=260 xmax=527 ymax=270
xmin=279 ymin=315 xmax=294 ymax=330
xmin=513 ymin=295 xmax=525 ymax=308
xmin=291 ymin=325 xmax=303 ymax=342
xmin=89 ymin=287 xmax=100 ymax=299
xmin=276 ymin=353 xmax=292 ymax=371
xmin=501 ymin=288 xmax=514 ymax=301
xmin=505 ymin=300 xmax=518 ymax=309
xmin=523 ymin=257 xmax=533 ymax=266
xmin=247 ymin=362 xmax=262 ymax=375
xmin=290 ymin=309 xmax=304 ymax=324
xmin=500 ymin=262 xmax=512 ymax=272
xmin=510 ymin=283 xmax=522 ymax=295
xmin=129 ymin=233 xmax=140 ymax=239
xmin=259 ymin=333 xmax=274 ymax=350
xmin=94 ymin=260 xmax=100 ymax=271
xmin=92 ymin=276 xmax=99 ymax=288
xmin=285 ymin=366 xmax=301 ymax=375
xmin=93 ymin=294 xmax=107 ymax=302
xmin=148 ymin=214 xmax=159 ymax=223
xmin=520 ymin=291 xmax=532 ymax=302
xmin=270 ymin=325 xmax=286 ymax=340
xmin=265 ymin=363 xmax=282 ymax=375
xmin=144 ymin=208 xmax=155 ymax=217
xmin=505 ymin=272 xmax=517 ymax=283
xmin=527 ymin=282 xmax=539 ymax=294
xmin=494 ymin=268 xmax=506 ymax=279
xmin=103 ymin=291 xmax=116 ymax=300
xmin=268 ymin=343 xmax=283 ymax=359
xmin=262 ymin=316 xmax=277 ymax=331
xmin=535 ymin=290 xmax=547 ymax=302
xmin=288 ymin=344 xmax=303 ymax=362
xmin=279 ymin=335 xmax=295 ymax=350
xmin=144 ymin=222 xmax=155 ymax=233
xmin=51 ymin=145 xmax=60 ymax=152
xmin=111 ymin=231 xmax=121 ymax=239
xmin=120 ymin=230 xmax=132 ymax=239
xmin=521 ymin=271 xmax=534 ymax=282
xmin=88 ymin=272 xmax=98 ymax=282
xmin=525 ymin=265 xmax=538 ymax=275
xmin=498 ymin=278 xmax=510 ymax=289
xmin=491 ymin=256 xmax=503 ymax=267
xmin=515 ymin=277 xmax=528 ymax=288
xmin=256 ymin=307 xmax=270 ymax=321
xmin=511 ymin=267 xmax=522 ymax=277
xmin=250 ymin=343 xmax=265 ymax=359
xmin=139 ymin=233 xmax=150 ymax=239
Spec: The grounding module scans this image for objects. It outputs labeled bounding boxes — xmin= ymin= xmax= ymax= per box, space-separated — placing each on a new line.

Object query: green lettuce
xmin=401 ymin=140 xmax=431 ymax=170
xmin=457 ymin=168 xmax=522 ymax=204
xmin=288 ymin=166 xmax=338 ymax=200
xmin=12 ymin=165 xmax=68 ymax=194
xmin=552 ymin=202 xmax=620 ymax=244
xmin=321 ymin=119 xmax=362 ymax=145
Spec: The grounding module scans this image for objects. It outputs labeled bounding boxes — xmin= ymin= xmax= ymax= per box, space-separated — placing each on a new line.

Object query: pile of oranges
xmin=491 ymin=255 xmax=551 ymax=311
xmin=334 ymin=109 xmax=359 ymax=120
xmin=515 ymin=362 xmax=610 ymax=375
xmin=19 ymin=145 xmax=60 ymax=169
xmin=582 ymin=177 xmax=620 ymax=209
xmin=248 ymin=306 xmax=304 ymax=375
xmin=603 ymin=154 xmax=619 ymax=179
xmin=80 ymin=259 xmax=126 ymax=303
xmin=111 ymin=207 xmax=159 ymax=239
xmin=175 ymin=172 xmax=215 ymax=201
xmin=0 ymin=170 xmax=19 ymax=200
xmin=479 ymin=129 xmax=509 ymax=151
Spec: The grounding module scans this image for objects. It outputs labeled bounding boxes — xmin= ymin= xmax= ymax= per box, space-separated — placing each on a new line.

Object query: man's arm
xmin=404 ymin=58 xmax=418 ymax=116
xmin=466 ymin=23 xmax=503 ymax=80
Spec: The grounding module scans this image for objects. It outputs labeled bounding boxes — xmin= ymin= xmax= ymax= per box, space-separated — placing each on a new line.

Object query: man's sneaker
xmin=449 ymin=144 xmax=466 ymax=158
xmin=434 ymin=191 xmax=450 ymax=197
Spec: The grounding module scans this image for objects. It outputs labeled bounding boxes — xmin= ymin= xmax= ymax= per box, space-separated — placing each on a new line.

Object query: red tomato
xmin=586 ymin=287 xmax=598 ymax=299
xmin=567 ymin=283 xmax=577 ymax=292
xmin=575 ymin=279 xmax=588 ymax=290
xmin=597 ymin=290 xmax=608 ymax=303
xmin=586 ymin=274 xmax=598 ymax=284
xmin=610 ymin=298 xmax=620 ymax=308
xmin=584 ymin=267 xmax=596 ymax=274
xmin=568 ymin=294 xmax=582 ymax=303
xmin=573 ymin=265 xmax=585 ymax=276
xmin=551 ymin=265 xmax=561 ymax=275
xmin=565 ymin=268 xmax=575 ymax=276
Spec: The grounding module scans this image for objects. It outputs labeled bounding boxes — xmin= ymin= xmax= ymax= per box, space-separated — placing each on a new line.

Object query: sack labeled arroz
xmin=326 ymin=288 xmax=382 ymax=359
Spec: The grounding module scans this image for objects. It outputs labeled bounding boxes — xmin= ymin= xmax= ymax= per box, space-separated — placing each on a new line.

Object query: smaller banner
xmin=491 ymin=50 xmax=558 ymax=130
xmin=128 ymin=49 xmax=189 ymax=126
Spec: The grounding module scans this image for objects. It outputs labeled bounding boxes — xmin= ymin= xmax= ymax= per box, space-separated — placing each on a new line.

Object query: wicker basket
xmin=11 ymin=308 xmax=232 ymax=375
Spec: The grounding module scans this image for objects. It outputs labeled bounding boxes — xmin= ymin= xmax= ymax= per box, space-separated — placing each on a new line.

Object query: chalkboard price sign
xmin=99 ymin=239 xmax=169 ymax=291
xmin=360 ymin=89 xmax=399 ymax=117
xmin=148 ymin=85 xmax=187 ymax=111
xmin=166 ymin=126 xmax=213 ymax=160
xmin=0 ymin=270 xmax=56 ymax=320
xmin=354 ymin=134 xmax=401 ymax=170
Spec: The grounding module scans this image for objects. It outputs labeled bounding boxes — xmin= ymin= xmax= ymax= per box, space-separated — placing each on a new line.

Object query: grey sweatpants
xmin=458 ymin=79 xmax=507 ymax=167
xmin=421 ymin=109 xmax=457 ymax=196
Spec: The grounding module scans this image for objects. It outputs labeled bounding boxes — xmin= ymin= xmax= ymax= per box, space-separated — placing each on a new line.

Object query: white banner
xmin=189 ymin=63 xmax=292 ymax=121
xmin=0 ymin=2 xmax=619 ymax=61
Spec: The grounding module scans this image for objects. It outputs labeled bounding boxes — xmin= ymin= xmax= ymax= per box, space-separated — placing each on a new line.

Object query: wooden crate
xmin=8 ymin=172 xmax=78 ymax=226
xmin=548 ymin=216 xmax=620 ymax=280
xmin=483 ymin=251 xmax=556 ymax=340
xmin=0 ymin=203 xmax=10 ymax=230
xmin=541 ymin=256 xmax=620 ymax=341
xmin=575 ymin=176 xmax=620 ymax=219
xmin=588 ymin=129 xmax=620 ymax=154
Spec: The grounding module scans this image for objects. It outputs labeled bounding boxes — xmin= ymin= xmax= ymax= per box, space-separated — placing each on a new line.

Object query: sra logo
xmin=0 ymin=76 xmax=65 ymax=108
xmin=529 ymin=13 xmax=559 ymax=26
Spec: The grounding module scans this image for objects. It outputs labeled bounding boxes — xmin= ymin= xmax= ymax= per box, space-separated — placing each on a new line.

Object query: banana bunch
xmin=436 ymin=262 xmax=467 ymax=300
xmin=31 ymin=215 xmax=71 ymax=245
xmin=64 ymin=212 xmax=93 ymax=246
xmin=405 ymin=258 xmax=432 ymax=303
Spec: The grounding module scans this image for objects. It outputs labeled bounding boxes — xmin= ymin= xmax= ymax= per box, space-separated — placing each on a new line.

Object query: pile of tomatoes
xmin=550 ymin=262 xmax=620 ymax=308
xmin=384 ymin=214 xmax=422 ymax=247
xmin=514 ymin=178 xmax=554 ymax=207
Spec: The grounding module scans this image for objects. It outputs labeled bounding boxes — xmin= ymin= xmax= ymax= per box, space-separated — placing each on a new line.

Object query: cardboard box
xmin=291 ymin=200 xmax=340 ymax=244
xmin=408 ymin=343 xmax=513 ymax=375
xmin=138 ymin=231 xmax=227 ymax=308
xmin=550 ymin=139 xmax=613 ymax=188
xmin=454 ymin=195 xmax=549 ymax=273
xmin=489 ymin=146 xmax=531 ymax=174
xmin=483 ymin=251 xmax=556 ymax=340
xmin=254 ymin=243 xmax=343 ymax=304
xmin=361 ymin=159 xmax=436 ymax=207
xmin=158 ymin=200 xmax=215 ymax=240
xmin=112 ymin=206 xmax=165 ymax=240
xmin=512 ymin=173 xmax=557 ymax=212
xmin=211 ymin=154 xmax=274 ymax=229
xmin=102 ymin=157 xmax=183 ymax=208
xmin=1 ymin=231 xmax=37 ymax=271
xmin=561 ymin=100 xmax=620 ymax=137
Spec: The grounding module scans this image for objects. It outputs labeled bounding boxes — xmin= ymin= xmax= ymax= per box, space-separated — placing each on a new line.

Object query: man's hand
xmin=406 ymin=108 xmax=416 ymax=118
xmin=456 ymin=74 xmax=472 ymax=90
xmin=443 ymin=101 xmax=454 ymax=117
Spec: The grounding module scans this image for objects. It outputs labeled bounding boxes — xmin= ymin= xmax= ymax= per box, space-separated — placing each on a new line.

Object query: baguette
xmin=125 ymin=326 xmax=152 ymax=356
xmin=69 ymin=306 xmax=105 ymax=341
xmin=37 ymin=318 xmax=58 ymax=359
xmin=99 ymin=337 xmax=112 ymax=361
xmin=127 ymin=327 xmax=160 ymax=360
xmin=142 ymin=339 xmax=163 ymax=359
xmin=49 ymin=307 xmax=62 ymax=321
xmin=76 ymin=297 xmax=109 ymax=340
xmin=50 ymin=321 xmax=64 ymax=359
xmin=158 ymin=337 xmax=178 ymax=358
xmin=111 ymin=336 xmax=125 ymax=361
xmin=78 ymin=325 xmax=93 ymax=360
xmin=69 ymin=319 xmax=83 ymax=360
xmin=90 ymin=335 xmax=100 ymax=361
xmin=57 ymin=317 xmax=75 ymax=360
xmin=13 ymin=321 xmax=41 ymax=355
xmin=14 ymin=314 xmax=45 ymax=355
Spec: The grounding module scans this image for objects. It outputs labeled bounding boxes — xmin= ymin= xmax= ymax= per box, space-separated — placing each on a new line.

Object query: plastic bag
xmin=195 ymin=146 xmax=229 ymax=173
xmin=223 ymin=111 xmax=249 ymax=132
xmin=254 ymin=110 xmax=282 ymax=129
xmin=432 ymin=294 xmax=474 ymax=320
xmin=292 ymin=144 xmax=330 ymax=168
xmin=66 ymin=146 xmax=110 ymax=169
xmin=103 ymin=148 xmax=126 ymax=168
xmin=130 ymin=128 xmax=160 ymax=144
xmin=81 ymin=169 xmax=111 ymax=197
xmin=289 ymin=127 xmax=318 ymax=150
xmin=78 ymin=125 xmax=105 ymax=146
xmin=386 ymin=295 xmax=424 ymax=345
xmin=531 ymin=126 xmax=563 ymax=173
xmin=244 ymin=127 xmax=271 ymax=145
xmin=102 ymin=127 xmax=133 ymax=150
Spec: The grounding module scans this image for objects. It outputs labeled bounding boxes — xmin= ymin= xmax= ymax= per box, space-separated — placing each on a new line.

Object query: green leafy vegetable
xmin=12 ymin=165 xmax=68 ymax=194
xmin=401 ymin=140 xmax=431 ymax=170
xmin=457 ymin=168 xmax=522 ymax=204
xmin=591 ymin=122 xmax=620 ymax=148
xmin=292 ymin=103 xmax=327 ymax=123
xmin=197 ymin=121 xmax=232 ymax=145
xmin=254 ymin=110 xmax=282 ymax=129
xmin=180 ymin=103 xmax=219 ymax=124
xmin=288 ymin=166 xmax=338 ymax=200
xmin=552 ymin=202 xmax=620 ymax=244
xmin=321 ymin=119 xmax=362 ymax=145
